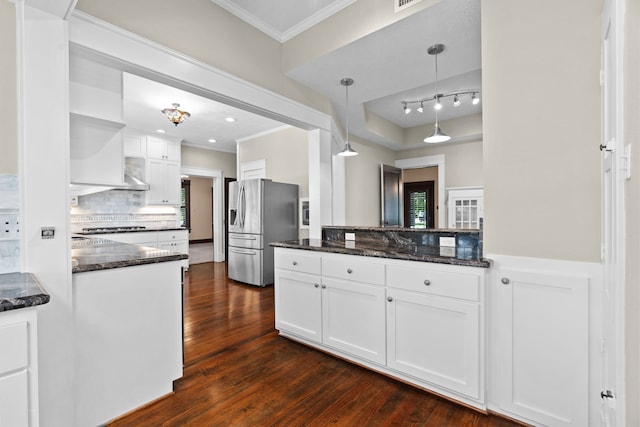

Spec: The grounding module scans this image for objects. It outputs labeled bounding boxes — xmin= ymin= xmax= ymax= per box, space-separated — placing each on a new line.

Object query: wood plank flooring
xmin=109 ymin=262 xmax=525 ymax=427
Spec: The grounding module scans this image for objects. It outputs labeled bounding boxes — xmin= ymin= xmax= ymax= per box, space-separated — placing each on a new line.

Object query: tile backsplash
xmin=0 ymin=174 xmax=20 ymax=273
xmin=70 ymin=189 xmax=180 ymax=232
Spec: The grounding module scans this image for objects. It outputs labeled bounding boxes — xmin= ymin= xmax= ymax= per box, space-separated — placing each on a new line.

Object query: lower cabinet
xmin=386 ymin=288 xmax=480 ymax=399
xmin=274 ymin=269 xmax=322 ymax=343
xmin=274 ymin=248 xmax=486 ymax=409
xmin=0 ymin=308 xmax=39 ymax=427
xmin=321 ymin=277 xmax=386 ymax=365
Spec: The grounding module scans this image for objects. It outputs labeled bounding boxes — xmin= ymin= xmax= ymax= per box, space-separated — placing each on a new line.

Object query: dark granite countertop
xmin=322 ymin=225 xmax=480 ymax=234
xmin=271 ymin=239 xmax=491 ymax=268
xmin=0 ymin=272 xmax=50 ymax=312
xmin=71 ymin=237 xmax=188 ymax=273
xmin=75 ymin=227 xmax=187 ymax=235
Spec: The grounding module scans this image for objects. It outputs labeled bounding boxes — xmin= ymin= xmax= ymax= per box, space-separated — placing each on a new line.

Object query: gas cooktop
xmin=81 ymin=226 xmax=147 ymax=233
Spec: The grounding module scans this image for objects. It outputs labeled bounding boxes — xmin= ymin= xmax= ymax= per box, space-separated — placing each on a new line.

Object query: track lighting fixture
xmin=434 ymin=97 xmax=442 ymax=111
xmin=403 ymin=102 xmax=411 ymax=115
xmin=453 ymin=94 xmax=461 ymax=107
xmin=417 ymin=101 xmax=424 ymax=113
xmin=471 ymin=93 xmax=480 ymax=105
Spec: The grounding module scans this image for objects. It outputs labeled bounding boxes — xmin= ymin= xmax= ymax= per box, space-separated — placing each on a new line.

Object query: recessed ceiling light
xmin=225 ymin=117 xmax=236 ymax=122
xmin=156 ymin=129 xmax=166 ymax=134
xmin=208 ymin=139 xmax=216 ymax=143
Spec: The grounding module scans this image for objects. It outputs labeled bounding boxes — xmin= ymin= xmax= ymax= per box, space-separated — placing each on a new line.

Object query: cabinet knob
xmin=387 ymin=296 xmax=393 ymax=302
xmin=321 ymin=284 xmax=327 ymax=289
xmin=347 ymin=268 xmax=353 ymax=274
xmin=423 ymin=279 xmax=431 ymax=286
xmin=501 ymin=277 xmax=510 ymax=285
xmin=314 ymin=283 xmax=319 ymax=288
xmin=292 ymin=261 xmax=298 ymax=266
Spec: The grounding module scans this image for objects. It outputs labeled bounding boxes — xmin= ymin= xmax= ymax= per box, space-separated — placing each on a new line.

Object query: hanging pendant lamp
xmin=338 ymin=78 xmax=358 ymax=157
xmin=424 ymin=44 xmax=451 ymax=143
xmin=161 ymin=103 xmax=190 ymax=126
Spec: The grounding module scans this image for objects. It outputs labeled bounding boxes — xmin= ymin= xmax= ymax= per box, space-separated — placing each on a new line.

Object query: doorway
xmin=403 ymin=181 xmax=435 ymax=229
xmin=185 ymin=176 xmax=214 ymax=265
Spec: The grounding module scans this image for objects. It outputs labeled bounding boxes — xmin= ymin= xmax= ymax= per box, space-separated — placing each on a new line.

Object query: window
xmin=181 ymin=179 xmax=191 ymax=230
xmin=403 ymin=181 xmax=435 ymax=229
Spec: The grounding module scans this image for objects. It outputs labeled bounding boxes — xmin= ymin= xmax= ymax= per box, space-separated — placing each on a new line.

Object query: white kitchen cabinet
xmin=321 ymin=277 xmax=386 ymax=365
xmin=386 ymin=260 xmax=483 ymax=402
xmin=447 ymin=187 xmax=483 ymax=229
xmin=0 ymin=308 xmax=39 ymax=427
xmin=146 ymin=158 xmax=181 ymax=205
xmin=321 ymin=254 xmax=386 ymax=365
xmin=274 ymin=269 xmax=322 ymax=343
xmin=157 ymin=230 xmax=189 ymax=270
xmin=492 ymin=266 xmax=589 ymax=427
xmin=123 ymin=132 xmax=147 ymax=158
xmin=146 ymin=136 xmax=181 ymax=162
xmin=274 ymin=247 xmax=487 ymax=410
xmin=73 ymin=261 xmax=183 ymax=426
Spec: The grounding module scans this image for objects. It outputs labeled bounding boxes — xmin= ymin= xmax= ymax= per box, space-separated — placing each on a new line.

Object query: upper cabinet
xmin=447 ymin=187 xmax=484 ymax=229
xmin=69 ymin=53 xmax=125 ymax=186
xmin=145 ymin=136 xmax=182 ymax=205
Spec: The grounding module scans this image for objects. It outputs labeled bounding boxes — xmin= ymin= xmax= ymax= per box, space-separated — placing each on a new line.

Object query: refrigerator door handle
xmin=231 ymin=235 xmax=257 ymax=241
xmin=230 ymin=248 xmax=258 ymax=256
xmin=239 ymin=183 xmax=246 ymax=229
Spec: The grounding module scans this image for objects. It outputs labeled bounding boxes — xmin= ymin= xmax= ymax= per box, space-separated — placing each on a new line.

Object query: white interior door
xmin=600 ymin=1 xmax=624 ymax=425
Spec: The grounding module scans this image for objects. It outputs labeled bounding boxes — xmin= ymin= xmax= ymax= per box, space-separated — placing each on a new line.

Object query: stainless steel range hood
xmin=69 ymin=157 xmax=150 ymax=196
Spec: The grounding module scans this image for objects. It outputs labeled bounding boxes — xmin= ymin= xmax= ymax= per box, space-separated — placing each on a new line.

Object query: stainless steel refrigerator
xmin=227 ymin=179 xmax=298 ymax=286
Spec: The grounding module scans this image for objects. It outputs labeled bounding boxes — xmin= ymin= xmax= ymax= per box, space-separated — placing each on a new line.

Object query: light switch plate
xmin=41 ymin=227 xmax=55 ymax=239
xmin=439 ymin=236 xmax=455 ymax=247
xmin=345 ymin=232 xmax=356 ymax=241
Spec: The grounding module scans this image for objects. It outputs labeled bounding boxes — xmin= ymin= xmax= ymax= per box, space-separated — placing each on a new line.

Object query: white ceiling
xmin=123 ymin=0 xmax=481 ymax=152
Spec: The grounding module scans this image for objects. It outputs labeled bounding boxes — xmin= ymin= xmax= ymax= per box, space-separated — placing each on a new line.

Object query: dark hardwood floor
xmin=109 ymin=262 xmax=525 ymax=427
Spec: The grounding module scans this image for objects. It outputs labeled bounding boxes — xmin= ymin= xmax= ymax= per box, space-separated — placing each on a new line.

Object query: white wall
xmin=481 ymin=0 xmax=602 ymax=263
xmin=181 ymin=146 xmax=236 ymax=179
xmin=238 ymin=126 xmax=310 ymax=237
xmin=0 ymin=1 xmax=17 ymax=174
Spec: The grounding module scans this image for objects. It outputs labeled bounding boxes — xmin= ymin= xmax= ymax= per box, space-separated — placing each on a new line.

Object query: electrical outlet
xmin=345 ymin=232 xmax=356 ymax=241
xmin=0 ymin=214 xmax=20 ymax=239
xmin=439 ymin=236 xmax=455 ymax=247
xmin=41 ymin=227 xmax=55 ymax=239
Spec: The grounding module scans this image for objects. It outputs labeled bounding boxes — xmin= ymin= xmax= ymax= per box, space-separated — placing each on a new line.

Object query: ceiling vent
xmin=395 ymin=0 xmax=424 ymax=13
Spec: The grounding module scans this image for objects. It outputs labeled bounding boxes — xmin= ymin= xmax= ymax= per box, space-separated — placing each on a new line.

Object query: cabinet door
xmin=146 ymin=158 xmax=166 ymax=204
xmin=146 ymin=137 xmax=167 ymax=160
xmin=274 ymin=269 xmax=321 ymax=343
xmin=165 ymin=141 xmax=181 ymax=162
xmin=495 ymin=269 xmax=588 ymax=427
xmin=387 ymin=288 xmax=481 ymax=400
xmin=321 ymin=277 xmax=386 ymax=365
xmin=164 ymin=161 xmax=181 ymax=205
xmin=0 ymin=370 xmax=29 ymax=427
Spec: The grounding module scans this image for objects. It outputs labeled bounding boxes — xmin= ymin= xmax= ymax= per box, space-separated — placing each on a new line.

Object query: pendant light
xmin=424 ymin=44 xmax=451 ymax=143
xmin=161 ymin=103 xmax=190 ymax=126
xmin=338 ymin=78 xmax=358 ymax=157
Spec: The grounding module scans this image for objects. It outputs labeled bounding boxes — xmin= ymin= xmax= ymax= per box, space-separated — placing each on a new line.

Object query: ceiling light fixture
xmin=424 ymin=44 xmax=451 ymax=144
xmin=161 ymin=103 xmax=190 ymax=126
xmin=403 ymin=102 xmax=411 ymax=115
xmin=156 ymin=129 xmax=166 ymax=134
xmin=225 ymin=117 xmax=236 ymax=122
xmin=471 ymin=92 xmax=480 ymax=105
xmin=453 ymin=94 xmax=461 ymax=107
xmin=208 ymin=139 xmax=216 ymax=143
xmin=417 ymin=101 xmax=424 ymax=113
xmin=338 ymin=77 xmax=358 ymax=157
xmin=434 ymin=97 xmax=442 ymax=111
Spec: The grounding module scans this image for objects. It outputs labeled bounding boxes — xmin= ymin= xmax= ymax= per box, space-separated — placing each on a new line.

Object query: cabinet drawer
xmin=322 ymin=254 xmax=385 ymax=285
xmin=387 ymin=264 xmax=479 ymax=301
xmin=157 ymin=230 xmax=188 ymax=242
xmin=275 ymin=249 xmax=321 ymax=275
xmin=0 ymin=322 xmax=28 ymax=374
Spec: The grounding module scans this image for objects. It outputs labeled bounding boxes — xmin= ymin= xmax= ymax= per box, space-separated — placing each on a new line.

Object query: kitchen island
xmin=272 ymin=226 xmax=489 ymax=411
xmin=71 ymin=236 xmax=186 ymax=426
xmin=0 ymin=272 xmax=49 ymax=426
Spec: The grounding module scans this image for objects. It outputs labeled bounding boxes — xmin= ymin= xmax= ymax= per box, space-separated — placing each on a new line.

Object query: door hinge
xmin=620 ymin=144 xmax=631 ymax=180
xmin=601 ymin=390 xmax=614 ymax=399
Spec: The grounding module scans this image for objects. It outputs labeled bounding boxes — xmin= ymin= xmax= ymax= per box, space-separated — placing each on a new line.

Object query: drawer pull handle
xmin=292 ymin=261 xmax=298 ymax=266
xmin=423 ymin=280 xmax=431 ymax=286
xmin=501 ymin=277 xmax=510 ymax=285
xmin=387 ymin=296 xmax=393 ymax=302
xmin=314 ymin=283 xmax=319 ymax=288
xmin=347 ymin=268 xmax=353 ymax=274
xmin=321 ymin=284 xmax=327 ymax=289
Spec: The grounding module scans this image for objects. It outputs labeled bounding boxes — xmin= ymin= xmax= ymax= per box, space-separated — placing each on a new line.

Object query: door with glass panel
xmin=403 ymin=181 xmax=435 ymax=229
xmin=447 ymin=188 xmax=483 ymax=229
